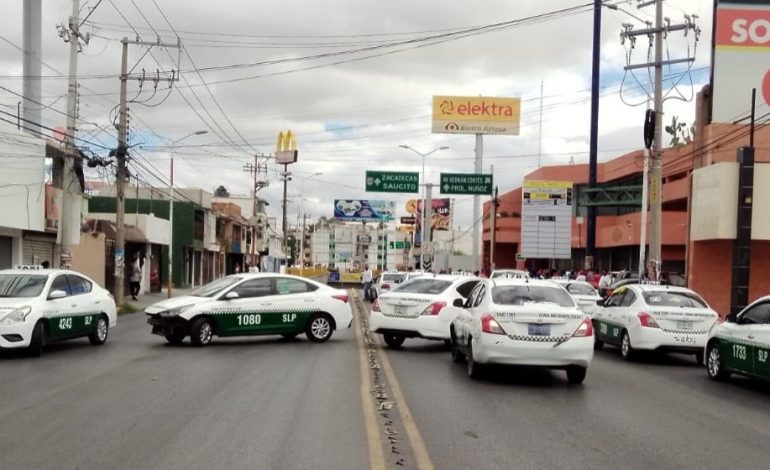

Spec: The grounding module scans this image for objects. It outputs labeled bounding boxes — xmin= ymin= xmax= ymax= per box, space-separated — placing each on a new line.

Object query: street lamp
xmin=167 ymin=130 xmax=208 ymax=298
xmin=398 ymin=144 xmax=449 ymax=270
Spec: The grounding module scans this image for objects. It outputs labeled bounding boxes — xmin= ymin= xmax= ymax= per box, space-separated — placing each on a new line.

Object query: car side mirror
xmin=224 ymin=291 xmax=239 ymax=300
xmin=453 ymin=298 xmax=465 ymax=308
xmin=596 ymin=299 xmax=605 ymax=307
xmin=725 ymin=313 xmax=738 ymax=323
xmin=48 ymin=289 xmax=67 ymax=300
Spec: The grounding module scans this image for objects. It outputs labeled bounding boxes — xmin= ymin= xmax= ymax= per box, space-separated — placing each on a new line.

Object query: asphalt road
xmin=3 ymin=292 xmax=770 ymax=470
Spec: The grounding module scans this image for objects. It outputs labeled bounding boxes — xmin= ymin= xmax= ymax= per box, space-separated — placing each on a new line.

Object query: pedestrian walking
xmin=129 ymin=258 xmax=142 ymax=301
xmin=362 ymin=265 xmax=373 ymax=301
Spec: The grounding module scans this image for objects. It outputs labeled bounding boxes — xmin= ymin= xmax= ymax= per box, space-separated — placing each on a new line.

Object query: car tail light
xmin=371 ymin=299 xmax=381 ymax=312
xmin=638 ymin=312 xmax=660 ymax=328
xmin=572 ymin=317 xmax=593 ymax=337
xmin=332 ymin=294 xmax=348 ymax=303
xmin=481 ymin=314 xmax=506 ymax=335
xmin=382 ymin=284 xmax=391 ymax=290
xmin=420 ymin=301 xmax=447 ymax=316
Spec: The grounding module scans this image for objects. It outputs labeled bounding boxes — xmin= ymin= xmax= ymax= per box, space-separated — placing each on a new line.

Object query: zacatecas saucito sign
xmin=432 ymin=95 xmax=521 ymax=135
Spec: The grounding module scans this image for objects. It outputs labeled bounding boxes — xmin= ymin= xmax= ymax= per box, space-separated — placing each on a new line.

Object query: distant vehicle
xmin=706 ymin=295 xmax=770 ymax=383
xmin=490 ymin=269 xmax=529 ymax=279
xmin=146 ymin=273 xmax=352 ymax=346
xmin=550 ymin=280 xmax=603 ymax=316
xmin=0 ymin=267 xmax=117 ymax=356
xmin=607 ymin=271 xmax=686 ymax=293
xmin=593 ymin=284 xmax=718 ymax=363
xmin=369 ymin=275 xmax=481 ymax=347
xmin=370 ymin=272 xmax=407 ymax=300
xmin=450 ymin=277 xmax=594 ymax=383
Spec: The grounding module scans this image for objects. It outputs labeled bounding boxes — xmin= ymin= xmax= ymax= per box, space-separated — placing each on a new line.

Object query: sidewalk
xmin=124 ymin=287 xmax=197 ymax=312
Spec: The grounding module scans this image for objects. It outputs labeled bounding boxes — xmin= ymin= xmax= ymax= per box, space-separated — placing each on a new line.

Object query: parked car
xmin=0 ymin=267 xmax=117 ymax=356
xmin=371 ymin=271 xmax=407 ymax=300
xmin=593 ymin=284 xmax=718 ymax=363
xmin=369 ymin=275 xmax=481 ymax=347
xmin=450 ymin=278 xmax=594 ymax=383
xmin=706 ymin=295 xmax=770 ymax=383
xmin=146 ymin=273 xmax=352 ymax=346
xmin=607 ymin=271 xmax=686 ymax=294
xmin=550 ymin=279 xmax=603 ymax=316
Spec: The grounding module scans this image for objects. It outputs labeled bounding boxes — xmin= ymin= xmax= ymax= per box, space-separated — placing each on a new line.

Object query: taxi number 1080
xmin=237 ymin=314 xmax=262 ymax=326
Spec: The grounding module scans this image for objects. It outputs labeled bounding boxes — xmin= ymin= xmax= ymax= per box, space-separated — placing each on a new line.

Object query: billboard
xmin=333 ymin=199 xmax=395 ymax=222
xmin=712 ymin=0 xmax=770 ymax=122
xmin=520 ymin=181 xmax=573 ymax=259
xmin=432 ymin=95 xmax=521 ymax=135
xmin=406 ymin=198 xmax=451 ymax=246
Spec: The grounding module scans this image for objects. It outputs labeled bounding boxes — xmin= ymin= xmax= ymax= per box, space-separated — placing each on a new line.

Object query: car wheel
xmin=190 ymin=317 xmax=214 ymax=347
xmin=706 ymin=341 xmax=731 ymax=381
xmin=694 ymin=351 xmax=705 ymax=366
xmin=566 ymin=366 xmax=587 ymax=385
xmin=467 ymin=340 xmax=484 ymax=379
xmin=281 ymin=332 xmax=299 ymax=340
xmin=620 ymin=330 xmax=635 ymax=361
xmin=88 ymin=315 xmax=109 ymax=346
xmin=306 ymin=313 xmax=334 ymax=343
xmin=450 ymin=333 xmax=465 ymax=363
xmin=27 ymin=321 xmax=46 ymax=357
xmin=593 ymin=334 xmax=604 ymax=351
xmin=383 ymin=333 xmax=405 ymax=348
xmin=164 ymin=331 xmax=186 ymax=345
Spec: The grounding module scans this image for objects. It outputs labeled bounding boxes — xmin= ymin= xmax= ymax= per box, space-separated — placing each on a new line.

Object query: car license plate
xmin=528 ymin=324 xmax=550 ymax=336
xmin=676 ymin=321 xmax=693 ymax=330
xmin=393 ymin=306 xmax=406 ymax=316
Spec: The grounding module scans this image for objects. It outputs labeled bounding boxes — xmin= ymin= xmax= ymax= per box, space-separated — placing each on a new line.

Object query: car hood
xmin=145 ymin=295 xmax=209 ymax=314
xmin=0 ymin=298 xmax=33 ymax=310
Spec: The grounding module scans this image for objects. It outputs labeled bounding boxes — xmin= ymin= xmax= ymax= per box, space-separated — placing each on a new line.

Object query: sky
xmin=0 ymin=0 xmax=713 ymax=241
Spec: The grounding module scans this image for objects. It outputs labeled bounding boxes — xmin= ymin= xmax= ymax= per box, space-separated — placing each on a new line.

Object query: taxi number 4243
xmin=236 ymin=313 xmax=298 ymax=326
xmin=58 ymin=317 xmax=73 ymax=330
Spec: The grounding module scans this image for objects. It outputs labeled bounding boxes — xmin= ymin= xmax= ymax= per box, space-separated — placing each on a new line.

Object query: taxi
xmin=450 ymin=278 xmax=594 ymax=384
xmin=593 ymin=284 xmax=719 ymax=363
xmin=369 ymin=275 xmax=481 ymax=347
xmin=146 ymin=273 xmax=352 ymax=346
xmin=0 ymin=267 xmax=117 ymax=356
xmin=371 ymin=271 xmax=407 ymax=300
xmin=705 ymin=295 xmax=770 ymax=383
xmin=550 ymin=279 xmax=602 ymax=316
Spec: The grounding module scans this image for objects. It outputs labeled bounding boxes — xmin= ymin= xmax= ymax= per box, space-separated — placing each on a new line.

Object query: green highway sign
xmin=366 ymin=171 xmax=419 ymax=193
xmin=440 ymin=173 xmax=493 ymax=195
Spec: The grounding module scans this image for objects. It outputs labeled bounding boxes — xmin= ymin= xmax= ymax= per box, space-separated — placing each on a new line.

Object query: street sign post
xmin=366 ymin=171 xmax=419 ymax=193
xmin=400 ymin=216 xmax=416 ymax=225
xmin=440 ymin=173 xmax=493 ymax=195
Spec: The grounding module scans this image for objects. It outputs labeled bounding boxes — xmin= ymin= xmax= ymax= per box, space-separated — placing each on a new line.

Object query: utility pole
xmin=424 ymin=183 xmax=434 ymax=271
xmin=490 ymin=184 xmax=499 ymax=272
xmin=281 ymin=164 xmax=291 ymax=264
xmin=586 ymin=0 xmax=602 ymax=271
xmin=23 ymin=0 xmax=42 ymax=136
xmin=621 ymin=1 xmax=698 ymax=280
xmin=473 ymin=134 xmax=483 ymax=272
xmin=243 ymin=154 xmax=269 ymax=269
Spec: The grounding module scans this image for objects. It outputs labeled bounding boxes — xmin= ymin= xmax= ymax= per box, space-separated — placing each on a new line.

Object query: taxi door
xmin=753 ymin=319 xmax=770 ymax=379
xmin=723 ymin=302 xmax=770 ymax=375
xmin=595 ymin=289 xmax=627 ymax=345
xmin=45 ymin=274 xmax=77 ymax=340
xmin=66 ymin=274 xmax=99 ymax=336
xmin=270 ymin=277 xmax=321 ymax=333
xmin=216 ymin=277 xmax=277 ymax=335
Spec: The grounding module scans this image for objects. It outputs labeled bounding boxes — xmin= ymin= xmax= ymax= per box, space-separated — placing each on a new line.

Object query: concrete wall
xmin=0 ymin=131 xmax=46 ymax=231
xmin=71 ymin=232 xmax=106 ymax=286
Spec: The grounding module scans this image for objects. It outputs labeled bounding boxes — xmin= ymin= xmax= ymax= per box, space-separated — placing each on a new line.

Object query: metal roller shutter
xmin=22 ymin=233 xmax=55 ymax=266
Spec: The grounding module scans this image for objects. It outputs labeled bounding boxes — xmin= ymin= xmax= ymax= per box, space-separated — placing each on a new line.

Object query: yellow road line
xmin=352 ymin=290 xmax=386 ymax=470
xmin=377 ymin=338 xmax=436 ymax=470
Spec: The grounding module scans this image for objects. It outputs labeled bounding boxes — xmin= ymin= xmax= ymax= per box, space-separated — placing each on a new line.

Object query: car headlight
xmin=159 ymin=305 xmax=194 ymax=317
xmin=0 ymin=306 xmax=32 ymax=326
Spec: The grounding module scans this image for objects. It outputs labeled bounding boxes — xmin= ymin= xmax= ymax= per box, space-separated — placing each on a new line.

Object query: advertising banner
xmin=409 ymin=198 xmax=451 ymax=246
xmin=432 ymin=95 xmax=521 ymax=135
xmin=334 ymin=199 xmax=395 ymax=222
xmin=520 ymin=181 xmax=573 ymax=259
xmin=712 ymin=0 xmax=770 ymax=122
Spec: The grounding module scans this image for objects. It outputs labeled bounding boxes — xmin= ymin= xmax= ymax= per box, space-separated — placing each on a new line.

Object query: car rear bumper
xmin=0 ymin=323 xmax=32 ymax=348
xmin=369 ymin=312 xmax=451 ymax=340
xmin=632 ymin=328 xmax=708 ymax=352
xmin=474 ymin=334 xmax=594 ymax=368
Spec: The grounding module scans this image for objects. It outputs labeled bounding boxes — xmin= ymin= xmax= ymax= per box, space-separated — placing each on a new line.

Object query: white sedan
xmin=0 ymin=267 xmax=117 ymax=356
xmin=146 ymin=273 xmax=352 ymax=346
xmin=450 ymin=278 xmax=594 ymax=383
xmin=551 ymin=279 xmax=603 ymax=316
xmin=593 ymin=284 xmax=719 ymax=363
xmin=369 ymin=275 xmax=482 ymax=347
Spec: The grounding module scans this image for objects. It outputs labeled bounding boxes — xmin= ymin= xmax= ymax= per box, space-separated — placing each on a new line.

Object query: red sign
xmin=716 ymin=8 xmax=770 ymax=48
xmin=764 ymin=68 xmax=770 ymax=106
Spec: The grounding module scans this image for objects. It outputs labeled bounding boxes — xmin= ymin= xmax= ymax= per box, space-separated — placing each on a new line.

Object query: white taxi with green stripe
xmin=0 ymin=267 xmax=117 ymax=356
xmin=592 ymin=284 xmax=719 ymax=363
xmin=145 ymin=273 xmax=352 ymax=346
xmin=706 ymin=295 xmax=770 ymax=383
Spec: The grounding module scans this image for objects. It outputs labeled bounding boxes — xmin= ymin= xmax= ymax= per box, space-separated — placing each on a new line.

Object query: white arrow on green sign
xmin=366 ymin=170 xmax=419 ymax=193
xmin=440 ymin=173 xmax=493 ymax=195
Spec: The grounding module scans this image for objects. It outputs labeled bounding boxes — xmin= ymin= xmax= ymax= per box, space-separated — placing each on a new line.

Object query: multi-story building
xmin=306 ymin=223 xmax=406 ymax=270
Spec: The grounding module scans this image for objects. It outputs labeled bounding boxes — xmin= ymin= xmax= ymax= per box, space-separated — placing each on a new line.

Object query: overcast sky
xmin=1 ymin=0 xmax=712 ymax=235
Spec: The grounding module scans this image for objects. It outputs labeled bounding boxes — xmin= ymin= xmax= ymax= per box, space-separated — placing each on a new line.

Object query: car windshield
xmin=383 ymin=274 xmax=405 ymax=283
xmin=192 ymin=276 xmax=242 ymax=297
xmin=565 ymin=283 xmax=598 ymax=296
xmin=643 ymin=291 xmax=708 ymax=308
xmin=492 ymin=285 xmax=576 ymax=307
xmin=393 ymin=279 xmax=452 ymax=294
xmin=0 ymin=274 xmax=48 ymax=298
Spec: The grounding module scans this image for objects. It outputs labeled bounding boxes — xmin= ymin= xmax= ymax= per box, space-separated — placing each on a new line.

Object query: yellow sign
xmin=340 ymin=272 xmax=363 ymax=284
xmin=276 ymin=130 xmax=298 ymax=164
xmin=432 ymin=95 xmax=521 ymax=135
xmin=399 ymin=225 xmax=415 ymax=233
xmin=405 ymin=199 xmax=418 ymax=214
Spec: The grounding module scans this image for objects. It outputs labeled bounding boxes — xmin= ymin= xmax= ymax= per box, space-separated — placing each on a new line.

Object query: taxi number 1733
xmin=733 ymin=344 xmax=747 ymax=361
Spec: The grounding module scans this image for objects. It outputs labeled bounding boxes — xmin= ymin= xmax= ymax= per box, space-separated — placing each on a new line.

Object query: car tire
xmin=88 ymin=315 xmax=109 ymax=346
xmin=383 ymin=333 xmax=405 ymax=348
xmin=450 ymin=333 xmax=465 ymax=363
xmin=694 ymin=351 xmax=705 ymax=366
xmin=566 ymin=366 xmax=587 ymax=385
xmin=706 ymin=341 xmax=731 ymax=381
xmin=165 ymin=331 xmax=186 ymax=345
xmin=306 ymin=313 xmax=334 ymax=343
xmin=28 ymin=321 xmax=46 ymax=357
xmin=620 ymin=330 xmax=635 ymax=361
xmin=593 ymin=335 xmax=604 ymax=351
xmin=190 ymin=317 xmax=214 ymax=347
xmin=281 ymin=332 xmax=299 ymax=340
xmin=467 ymin=340 xmax=484 ymax=380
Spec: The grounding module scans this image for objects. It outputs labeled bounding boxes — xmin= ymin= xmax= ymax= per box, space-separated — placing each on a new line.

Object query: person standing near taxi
xmin=363 ymin=265 xmax=373 ymax=301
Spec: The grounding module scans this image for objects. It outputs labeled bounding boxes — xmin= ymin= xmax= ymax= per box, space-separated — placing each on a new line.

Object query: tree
xmin=214 ymin=185 xmax=230 ymax=197
xmin=665 ymin=115 xmax=694 ymax=147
